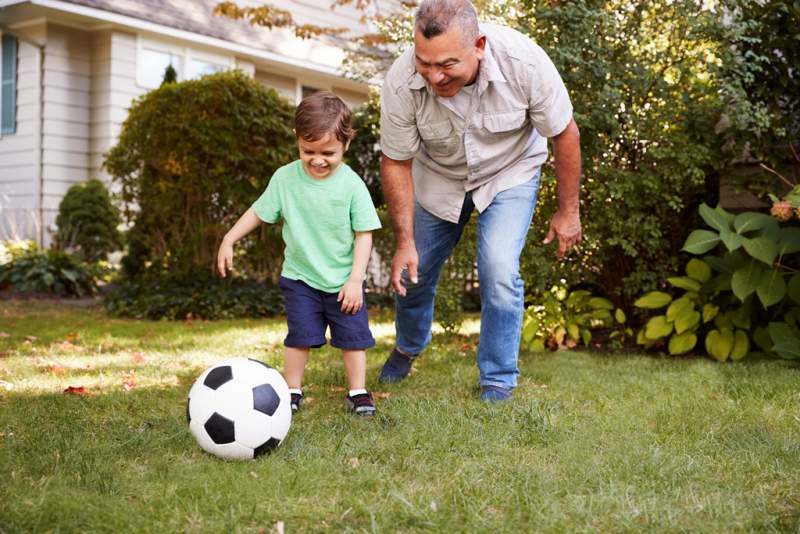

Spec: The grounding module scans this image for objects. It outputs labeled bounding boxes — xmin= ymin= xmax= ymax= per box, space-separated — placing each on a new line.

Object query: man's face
xmin=297 ymin=132 xmax=348 ymax=180
xmin=414 ymin=25 xmax=484 ymax=98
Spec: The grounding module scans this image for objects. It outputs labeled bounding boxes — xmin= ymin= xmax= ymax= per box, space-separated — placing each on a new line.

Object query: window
xmin=136 ymin=37 xmax=233 ymax=89
xmin=187 ymin=58 xmax=225 ymax=80
xmin=1 ymin=33 xmax=18 ymax=135
xmin=301 ymin=85 xmax=324 ymax=100
xmin=138 ymin=47 xmax=183 ymax=89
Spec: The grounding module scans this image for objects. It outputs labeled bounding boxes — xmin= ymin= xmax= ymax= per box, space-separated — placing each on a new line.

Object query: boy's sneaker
xmin=480 ymin=385 xmax=513 ymax=403
xmin=378 ymin=348 xmax=417 ymax=383
xmin=290 ymin=390 xmax=303 ymax=412
xmin=346 ymin=391 xmax=376 ymax=417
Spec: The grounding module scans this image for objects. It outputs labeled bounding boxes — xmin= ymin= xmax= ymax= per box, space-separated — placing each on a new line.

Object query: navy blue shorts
xmin=279 ymin=276 xmax=375 ymax=350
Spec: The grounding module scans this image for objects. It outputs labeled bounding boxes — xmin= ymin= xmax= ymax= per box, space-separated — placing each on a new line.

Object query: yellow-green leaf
xmin=730 ymin=330 xmax=749 ymax=361
xmin=705 ymin=327 xmax=734 ymax=362
xmin=615 ymin=308 xmax=626 ymax=324
xmin=634 ymin=291 xmax=672 ymax=309
xmin=702 ymin=303 xmax=719 ymax=323
xmin=645 ymin=315 xmax=673 ymax=340
xmin=674 ymin=310 xmax=701 ymax=335
xmin=668 ymin=332 xmax=697 ymax=355
xmin=686 ymin=258 xmax=712 ymax=283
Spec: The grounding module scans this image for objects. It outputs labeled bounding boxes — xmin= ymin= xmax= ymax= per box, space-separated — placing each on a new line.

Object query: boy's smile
xmin=298 ymin=133 xmax=348 ymax=180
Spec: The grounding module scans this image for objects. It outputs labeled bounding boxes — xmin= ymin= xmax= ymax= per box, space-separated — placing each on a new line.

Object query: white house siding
xmin=255 ymin=69 xmax=296 ymax=102
xmin=39 ymin=23 xmax=92 ymax=242
xmin=89 ymin=30 xmax=144 ymax=185
xmin=0 ymin=24 xmax=42 ymax=241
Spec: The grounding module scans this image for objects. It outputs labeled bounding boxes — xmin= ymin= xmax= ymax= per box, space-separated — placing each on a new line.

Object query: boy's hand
xmin=217 ymin=241 xmax=234 ymax=278
xmin=337 ymin=279 xmax=363 ymax=314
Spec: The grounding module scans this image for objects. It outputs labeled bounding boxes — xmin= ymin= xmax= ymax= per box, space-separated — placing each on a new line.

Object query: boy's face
xmin=297 ymin=133 xmax=348 ymax=180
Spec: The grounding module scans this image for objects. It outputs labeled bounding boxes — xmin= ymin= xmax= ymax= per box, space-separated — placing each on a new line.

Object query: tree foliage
xmin=104 ymin=70 xmax=296 ymax=278
xmin=54 ymin=179 xmax=123 ymax=262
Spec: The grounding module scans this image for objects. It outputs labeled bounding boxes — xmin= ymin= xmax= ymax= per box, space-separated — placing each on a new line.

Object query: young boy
xmin=217 ymin=91 xmax=382 ymax=417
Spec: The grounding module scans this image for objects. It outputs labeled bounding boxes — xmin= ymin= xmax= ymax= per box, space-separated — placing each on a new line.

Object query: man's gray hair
xmin=415 ymin=0 xmax=480 ymax=45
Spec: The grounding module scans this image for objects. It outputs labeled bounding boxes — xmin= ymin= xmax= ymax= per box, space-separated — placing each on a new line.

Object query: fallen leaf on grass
xmin=0 ymin=351 xmax=10 ymax=359
xmin=47 ymin=364 xmax=66 ymax=376
xmin=373 ymin=391 xmax=391 ymax=399
xmin=25 ymin=336 xmax=38 ymax=342
xmin=63 ymin=386 xmax=92 ymax=396
xmin=0 ymin=332 xmax=10 ymax=338
xmin=131 ymin=352 xmax=146 ymax=364
xmin=122 ymin=372 xmax=136 ymax=391
xmin=65 ymin=333 xmax=78 ymax=342
xmin=329 ymin=386 xmax=346 ymax=393
xmin=348 ymin=457 xmax=360 ymax=468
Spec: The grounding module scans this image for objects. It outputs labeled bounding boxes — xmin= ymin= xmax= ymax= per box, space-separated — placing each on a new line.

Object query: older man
xmin=378 ymin=0 xmax=582 ymax=401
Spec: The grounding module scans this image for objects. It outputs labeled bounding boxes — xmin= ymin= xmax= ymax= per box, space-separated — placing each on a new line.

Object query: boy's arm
xmin=217 ymin=208 xmax=263 ymax=277
xmin=338 ymin=231 xmax=373 ymax=313
xmin=349 ymin=231 xmax=373 ymax=283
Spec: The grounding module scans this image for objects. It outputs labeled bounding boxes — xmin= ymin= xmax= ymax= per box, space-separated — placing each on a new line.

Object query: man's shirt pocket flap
xmin=419 ymin=119 xmax=454 ymax=140
xmin=482 ymin=110 xmax=526 ymax=133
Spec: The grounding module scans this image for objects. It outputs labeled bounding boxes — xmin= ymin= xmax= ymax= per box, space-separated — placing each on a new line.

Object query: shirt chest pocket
xmin=418 ymin=119 xmax=459 ymax=158
xmin=481 ymin=109 xmax=527 ymax=134
xmin=322 ymin=198 xmax=351 ymax=231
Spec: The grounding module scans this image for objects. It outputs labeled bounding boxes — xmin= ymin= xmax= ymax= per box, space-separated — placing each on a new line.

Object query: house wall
xmin=0 ymin=23 xmax=43 ymax=241
xmin=38 ymin=22 xmax=93 ymax=243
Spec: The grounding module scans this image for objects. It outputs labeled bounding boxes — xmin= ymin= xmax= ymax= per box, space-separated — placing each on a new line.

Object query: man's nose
xmin=431 ymin=69 xmax=446 ymax=84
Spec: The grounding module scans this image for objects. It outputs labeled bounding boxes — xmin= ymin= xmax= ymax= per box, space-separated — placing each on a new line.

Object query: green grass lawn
xmin=0 ymin=299 xmax=798 ymax=533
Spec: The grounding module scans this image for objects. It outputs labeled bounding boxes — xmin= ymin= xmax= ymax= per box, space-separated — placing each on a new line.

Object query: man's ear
xmin=474 ymin=35 xmax=486 ymax=59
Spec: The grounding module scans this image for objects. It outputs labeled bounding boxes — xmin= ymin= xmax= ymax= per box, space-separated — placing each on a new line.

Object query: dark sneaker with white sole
xmin=480 ymin=385 xmax=513 ymax=403
xmin=290 ymin=391 xmax=304 ymax=412
xmin=378 ymin=348 xmax=417 ymax=383
xmin=346 ymin=391 xmax=377 ymax=417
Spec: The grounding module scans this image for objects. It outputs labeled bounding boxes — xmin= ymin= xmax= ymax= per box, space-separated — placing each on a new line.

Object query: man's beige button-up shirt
xmin=380 ymin=23 xmax=574 ymax=223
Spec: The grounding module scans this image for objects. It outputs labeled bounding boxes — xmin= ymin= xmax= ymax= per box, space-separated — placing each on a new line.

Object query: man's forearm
xmin=380 ymin=155 xmax=415 ymax=247
xmin=552 ymin=119 xmax=582 ymax=214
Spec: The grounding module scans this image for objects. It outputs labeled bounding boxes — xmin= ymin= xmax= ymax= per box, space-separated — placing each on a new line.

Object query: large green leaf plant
xmin=635 ymin=203 xmax=800 ymax=361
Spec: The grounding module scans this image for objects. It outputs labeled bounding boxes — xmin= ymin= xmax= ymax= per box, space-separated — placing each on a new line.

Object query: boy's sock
xmin=289 ymin=388 xmax=303 ymax=412
xmin=348 ymin=388 xmax=367 ymax=397
xmin=346 ymin=390 xmax=376 ymax=417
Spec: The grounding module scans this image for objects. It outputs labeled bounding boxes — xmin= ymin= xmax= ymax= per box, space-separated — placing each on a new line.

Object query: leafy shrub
xmin=104 ymin=273 xmax=283 ymax=320
xmin=635 ymin=203 xmax=800 ymax=361
xmin=0 ymin=242 xmax=97 ymax=297
xmin=54 ymin=179 xmax=122 ymax=262
xmin=522 ymin=284 xmax=619 ymax=352
xmin=104 ymin=70 xmax=295 ymax=279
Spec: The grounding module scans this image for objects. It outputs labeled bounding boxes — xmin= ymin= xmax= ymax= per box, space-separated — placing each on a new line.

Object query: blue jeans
xmin=395 ymin=173 xmax=541 ymax=389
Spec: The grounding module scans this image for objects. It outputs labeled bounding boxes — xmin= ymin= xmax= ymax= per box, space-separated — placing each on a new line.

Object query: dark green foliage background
xmin=104 ymin=70 xmax=296 ymax=280
xmin=54 ymin=179 xmax=122 ymax=262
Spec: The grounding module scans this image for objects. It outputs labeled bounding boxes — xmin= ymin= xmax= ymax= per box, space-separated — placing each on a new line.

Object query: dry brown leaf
xmin=47 ymin=364 xmax=66 ymax=376
xmin=63 ymin=386 xmax=91 ymax=396
xmin=65 ymin=332 xmax=78 ymax=342
xmin=0 ymin=332 xmax=10 ymax=338
xmin=329 ymin=386 xmax=346 ymax=393
xmin=131 ymin=352 xmax=146 ymax=364
xmin=122 ymin=372 xmax=136 ymax=391
xmin=373 ymin=391 xmax=391 ymax=399
xmin=348 ymin=457 xmax=360 ymax=468
xmin=25 ymin=336 xmax=37 ymax=342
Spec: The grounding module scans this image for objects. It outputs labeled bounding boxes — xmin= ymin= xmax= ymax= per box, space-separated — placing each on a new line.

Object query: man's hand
xmin=217 ymin=240 xmax=234 ymax=277
xmin=338 ymin=279 xmax=364 ymax=314
xmin=391 ymin=243 xmax=419 ymax=297
xmin=543 ymin=209 xmax=582 ymax=259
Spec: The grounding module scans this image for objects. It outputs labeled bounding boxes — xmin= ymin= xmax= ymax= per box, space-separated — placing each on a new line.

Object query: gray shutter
xmin=1 ymin=34 xmax=18 ymax=135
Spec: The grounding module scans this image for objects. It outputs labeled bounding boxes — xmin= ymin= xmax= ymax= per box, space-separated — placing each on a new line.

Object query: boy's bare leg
xmin=284 ymin=347 xmax=309 ymax=389
xmin=342 ymin=349 xmax=367 ymax=390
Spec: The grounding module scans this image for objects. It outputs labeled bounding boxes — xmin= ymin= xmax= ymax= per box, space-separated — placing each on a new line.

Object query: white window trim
xmin=136 ymin=34 xmax=234 ymax=90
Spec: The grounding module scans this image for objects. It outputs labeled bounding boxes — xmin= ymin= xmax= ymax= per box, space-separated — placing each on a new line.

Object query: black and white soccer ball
xmin=187 ymin=358 xmax=291 ymax=460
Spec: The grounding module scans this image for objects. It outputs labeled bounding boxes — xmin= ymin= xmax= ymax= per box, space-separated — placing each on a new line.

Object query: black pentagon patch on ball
xmin=204 ymin=366 xmax=233 ymax=390
xmin=249 ymin=358 xmax=273 ymax=370
xmin=253 ymin=384 xmax=280 ymax=416
xmin=254 ymin=437 xmax=281 ymax=457
xmin=205 ymin=412 xmax=235 ymax=444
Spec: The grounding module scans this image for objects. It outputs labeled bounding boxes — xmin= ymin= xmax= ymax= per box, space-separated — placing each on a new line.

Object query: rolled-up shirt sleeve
xmin=526 ymin=44 xmax=573 ymax=138
xmin=380 ymin=79 xmax=420 ymax=161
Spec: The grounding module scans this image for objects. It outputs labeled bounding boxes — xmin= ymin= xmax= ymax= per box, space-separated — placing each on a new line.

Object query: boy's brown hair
xmin=295 ymin=91 xmax=355 ymax=145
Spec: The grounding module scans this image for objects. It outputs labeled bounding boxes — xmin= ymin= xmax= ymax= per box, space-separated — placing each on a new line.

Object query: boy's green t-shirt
xmin=252 ymin=160 xmax=381 ymax=293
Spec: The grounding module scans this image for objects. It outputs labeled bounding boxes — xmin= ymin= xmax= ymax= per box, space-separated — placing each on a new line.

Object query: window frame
xmin=1 ymin=31 xmax=18 ymax=136
xmin=136 ymin=35 xmax=234 ymax=90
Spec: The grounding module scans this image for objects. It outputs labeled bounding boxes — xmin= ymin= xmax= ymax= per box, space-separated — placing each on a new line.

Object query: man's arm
xmin=543 ymin=118 xmax=582 ymax=258
xmin=381 ymin=154 xmax=418 ymax=296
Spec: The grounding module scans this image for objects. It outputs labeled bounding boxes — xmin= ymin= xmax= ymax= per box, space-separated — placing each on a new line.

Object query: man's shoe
xmin=480 ymin=385 xmax=513 ymax=403
xmin=378 ymin=348 xmax=416 ymax=383
xmin=346 ymin=391 xmax=377 ymax=417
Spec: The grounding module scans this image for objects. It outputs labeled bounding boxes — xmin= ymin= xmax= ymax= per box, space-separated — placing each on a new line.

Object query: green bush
xmin=0 ymin=242 xmax=97 ymax=297
xmin=54 ymin=179 xmax=122 ymax=262
xmin=104 ymin=273 xmax=283 ymax=320
xmin=634 ymin=203 xmax=800 ymax=361
xmin=104 ymin=70 xmax=295 ymax=279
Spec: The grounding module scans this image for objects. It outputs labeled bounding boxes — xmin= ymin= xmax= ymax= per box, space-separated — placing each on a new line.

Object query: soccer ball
xmin=187 ymin=358 xmax=292 ymax=460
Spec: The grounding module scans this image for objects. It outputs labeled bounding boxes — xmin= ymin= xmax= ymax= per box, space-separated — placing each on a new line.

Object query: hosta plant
xmin=522 ymin=284 xmax=618 ymax=352
xmin=636 ymin=203 xmax=800 ymax=361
